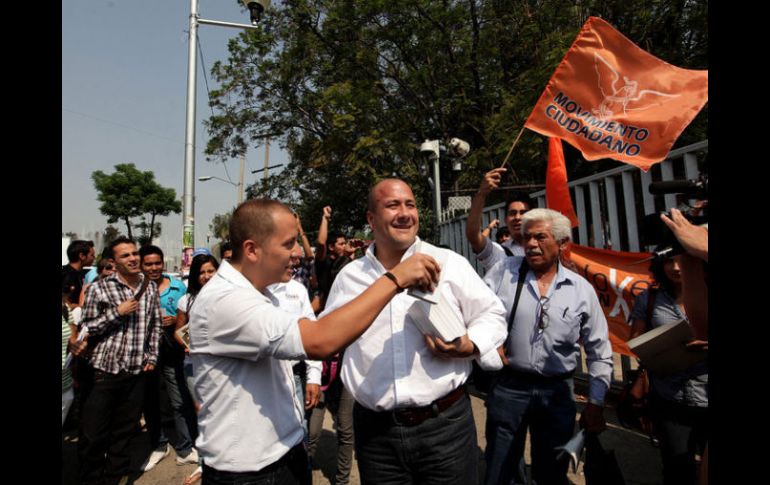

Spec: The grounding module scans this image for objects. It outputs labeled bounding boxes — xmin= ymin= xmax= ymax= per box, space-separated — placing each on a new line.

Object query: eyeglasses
xmin=538 ymin=296 xmax=550 ymax=330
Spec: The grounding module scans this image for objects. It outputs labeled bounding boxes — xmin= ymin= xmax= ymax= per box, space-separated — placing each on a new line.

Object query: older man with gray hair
xmin=482 ymin=208 xmax=613 ymax=485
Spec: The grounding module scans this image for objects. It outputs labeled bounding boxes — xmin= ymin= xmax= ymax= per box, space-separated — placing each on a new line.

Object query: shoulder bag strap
xmin=506 ymin=259 xmax=530 ymax=334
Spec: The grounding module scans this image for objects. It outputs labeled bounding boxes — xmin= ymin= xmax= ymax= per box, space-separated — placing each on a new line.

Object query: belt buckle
xmin=392 ymin=408 xmax=420 ymax=427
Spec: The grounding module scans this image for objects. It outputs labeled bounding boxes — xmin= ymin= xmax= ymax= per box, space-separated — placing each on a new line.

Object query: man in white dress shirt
xmin=189 ymin=199 xmax=440 ymax=485
xmin=321 ymin=179 xmax=508 ymax=485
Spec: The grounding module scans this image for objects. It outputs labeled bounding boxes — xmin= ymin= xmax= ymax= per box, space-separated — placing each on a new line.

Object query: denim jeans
xmin=62 ymin=387 xmax=74 ymax=427
xmin=308 ymin=380 xmax=355 ymax=485
xmin=78 ymin=370 xmax=145 ymax=485
xmin=353 ymin=392 xmax=478 ymax=485
xmin=484 ymin=375 xmax=576 ymax=485
xmin=183 ymin=358 xmax=197 ymax=402
xmin=161 ymin=360 xmax=198 ymax=452
xmin=201 ymin=444 xmax=310 ymax=485
xmin=650 ymin=394 xmax=708 ymax=485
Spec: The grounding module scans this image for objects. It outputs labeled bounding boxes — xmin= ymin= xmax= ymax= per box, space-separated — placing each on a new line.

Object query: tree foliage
xmin=92 ymin=163 xmax=182 ymax=244
xmin=102 ymin=225 xmax=121 ymax=247
xmin=205 ymin=0 xmax=707 ymax=239
xmin=209 ymin=211 xmax=233 ymax=242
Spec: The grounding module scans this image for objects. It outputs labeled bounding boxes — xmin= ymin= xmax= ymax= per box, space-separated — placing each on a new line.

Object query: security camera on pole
xmin=418 ymin=137 xmax=470 ymax=235
xmin=241 ymin=0 xmax=270 ymax=25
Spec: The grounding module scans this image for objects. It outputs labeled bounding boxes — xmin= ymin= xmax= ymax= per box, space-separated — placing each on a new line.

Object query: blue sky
xmin=62 ymin=0 xmax=287 ymax=264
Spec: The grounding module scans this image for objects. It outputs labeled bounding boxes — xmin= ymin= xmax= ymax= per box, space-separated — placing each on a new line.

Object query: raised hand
xmin=478 ymin=168 xmax=507 ymax=195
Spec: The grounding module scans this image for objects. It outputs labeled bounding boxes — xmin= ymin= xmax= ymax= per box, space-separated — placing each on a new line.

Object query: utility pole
xmin=181 ymin=0 xmax=261 ymax=270
xmin=264 ymin=139 xmax=270 ymax=181
xmin=238 ymin=153 xmax=245 ymax=204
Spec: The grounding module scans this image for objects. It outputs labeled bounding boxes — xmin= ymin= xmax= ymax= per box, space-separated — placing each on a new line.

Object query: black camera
xmin=641 ymin=175 xmax=708 ymax=260
xmin=641 ymin=210 xmax=707 ymax=257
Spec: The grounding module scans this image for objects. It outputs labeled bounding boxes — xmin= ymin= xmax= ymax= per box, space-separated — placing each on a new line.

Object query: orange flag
xmin=546 ymin=138 xmax=579 ymax=227
xmin=566 ymin=244 xmax=653 ymax=357
xmin=524 ymin=17 xmax=708 ymax=171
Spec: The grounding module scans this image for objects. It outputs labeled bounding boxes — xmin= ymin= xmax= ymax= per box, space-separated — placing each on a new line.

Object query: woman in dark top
xmin=629 ymin=254 xmax=708 ymax=485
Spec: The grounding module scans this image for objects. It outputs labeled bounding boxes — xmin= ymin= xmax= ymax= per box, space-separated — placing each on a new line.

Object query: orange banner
xmin=546 ymin=138 xmax=579 ymax=227
xmin=566 ymin=243 xmax=653 ymax=356
xmin=524 ymin=17 xmax=708 ymax=171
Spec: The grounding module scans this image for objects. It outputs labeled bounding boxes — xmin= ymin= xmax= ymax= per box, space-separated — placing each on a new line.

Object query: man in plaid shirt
xmin=78 ymin=236 xmax=162 ymax=485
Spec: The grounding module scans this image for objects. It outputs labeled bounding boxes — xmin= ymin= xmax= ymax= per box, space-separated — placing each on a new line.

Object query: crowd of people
xmin=62 ymin=172 xmax=708 ymax=485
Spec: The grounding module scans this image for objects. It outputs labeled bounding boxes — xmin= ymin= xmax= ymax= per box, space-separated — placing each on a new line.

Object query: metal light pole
xmin=198 ymin=175 xmax=243 ymax=205
xmin=182 ymin=0 xmax=263 ymax=265
xmin=419 ymin=139 xmax=441 ymax=229
xmin=419 ymin=138 xmax=470 ymax=236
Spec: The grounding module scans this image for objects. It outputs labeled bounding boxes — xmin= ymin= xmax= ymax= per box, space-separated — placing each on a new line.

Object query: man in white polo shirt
xmin=321 ymin=179 xmax=508 ymax=485
xmin=189 ymin=199 xmax=440 ymax=485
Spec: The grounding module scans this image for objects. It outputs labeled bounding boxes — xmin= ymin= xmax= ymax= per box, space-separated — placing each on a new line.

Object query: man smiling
xmin=321 ymin=179 xmax=507 ymax=485
xmin=189 ymin=198 xmax=441 ymax=485
xmin=78 ymin=237 xmax=162 ymax=485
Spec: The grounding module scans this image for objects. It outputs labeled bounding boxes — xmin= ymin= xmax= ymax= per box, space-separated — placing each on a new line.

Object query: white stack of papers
xmin=407 ymin=291 xmax=466 ymax=342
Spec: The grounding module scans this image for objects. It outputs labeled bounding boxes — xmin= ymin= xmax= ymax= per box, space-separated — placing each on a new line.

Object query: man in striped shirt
xmin=78 ymin=236 xmax=162 ymax=485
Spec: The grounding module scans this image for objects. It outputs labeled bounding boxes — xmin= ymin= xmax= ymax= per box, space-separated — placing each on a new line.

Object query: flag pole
xmin=499 ymin=126 xmax=527 ymax=170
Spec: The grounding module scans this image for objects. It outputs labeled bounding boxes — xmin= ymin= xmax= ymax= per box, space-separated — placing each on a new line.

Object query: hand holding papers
xmin=627 ymin=319 xmax=706 ymax=376
xmin=405 ymin=240 xmax=465 ymax=341
xmin=407 ymin=290 xmax=467 ymax=342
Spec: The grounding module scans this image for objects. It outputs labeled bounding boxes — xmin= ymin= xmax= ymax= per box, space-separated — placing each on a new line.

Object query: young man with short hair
xmin=78 ymin=237 xmax=162 ymax=485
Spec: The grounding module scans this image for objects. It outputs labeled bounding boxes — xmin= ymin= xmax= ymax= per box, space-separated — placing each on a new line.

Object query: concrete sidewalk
xmin=63 ymin=390 xmax=663 ymax=485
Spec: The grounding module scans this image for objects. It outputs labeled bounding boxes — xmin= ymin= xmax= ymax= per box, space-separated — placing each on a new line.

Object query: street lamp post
xmin=182 ymin=0 xmax=266 ymax=263
xmin=198 ymin=175 xmax=243 ymax=205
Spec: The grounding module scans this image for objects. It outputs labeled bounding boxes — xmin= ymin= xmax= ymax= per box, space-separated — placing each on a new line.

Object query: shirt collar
xmin=553 ymin=260 xmax=576 ymax=287
xmin=365 ymin=236 xmax=421 ymax=272
xmin=216 ymin=260 xmax=272 ymax=303
xmin=109 ymin=271 xmax=146 ymax=290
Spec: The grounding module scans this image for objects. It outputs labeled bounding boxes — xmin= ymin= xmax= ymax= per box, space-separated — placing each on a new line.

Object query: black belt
xmin=357 ymin=385 xmax=466 ymax=427
xmin=500 ymin=366 xmax=574 ymax=384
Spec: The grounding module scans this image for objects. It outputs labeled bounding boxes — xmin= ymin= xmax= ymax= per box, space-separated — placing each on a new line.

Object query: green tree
xmin=102 ymin=225 xmax=120 ymax=246
xmin=92 ymin=163 xmax=182 ymax=243
xmin=209 ymin=211 xmax=233 ymax=242
xmin=205 ymin=0 xmax=707 ymax=238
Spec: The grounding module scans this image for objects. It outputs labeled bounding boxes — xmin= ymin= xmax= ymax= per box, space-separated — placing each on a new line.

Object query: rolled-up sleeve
xmin=475 ymin=237 xmax=507 ymax=271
